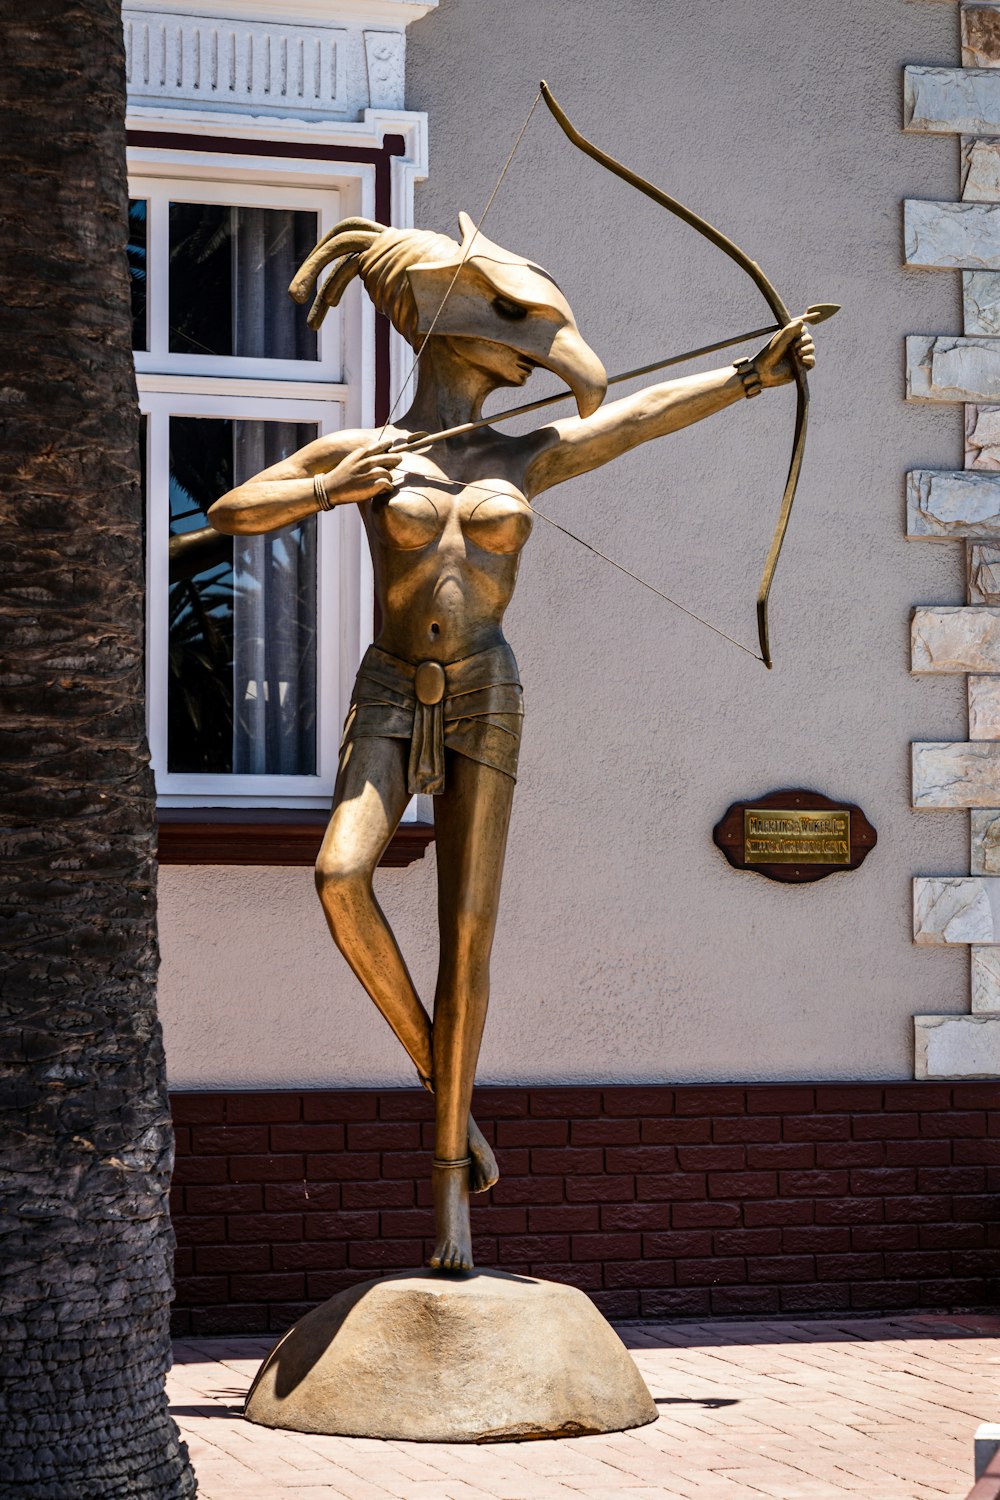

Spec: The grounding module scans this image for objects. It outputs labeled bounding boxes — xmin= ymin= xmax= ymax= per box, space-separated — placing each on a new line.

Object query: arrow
xmin=391 ymin=303 xmax=839 ymax=453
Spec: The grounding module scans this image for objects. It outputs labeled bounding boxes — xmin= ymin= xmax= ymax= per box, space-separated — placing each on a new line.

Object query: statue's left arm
xmin=208 ymin=433 xmax=402 ymax=535
xmin=523 ymin=318 xmax=814 ymax=499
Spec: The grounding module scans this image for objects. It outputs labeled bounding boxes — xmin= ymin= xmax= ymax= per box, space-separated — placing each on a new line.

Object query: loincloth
xmin=341 ymin=642 xmax=523 ymax=795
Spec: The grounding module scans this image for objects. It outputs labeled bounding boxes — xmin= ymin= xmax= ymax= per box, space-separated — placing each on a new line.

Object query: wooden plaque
xmin=713 ymin=788 xmax=876 ymax=884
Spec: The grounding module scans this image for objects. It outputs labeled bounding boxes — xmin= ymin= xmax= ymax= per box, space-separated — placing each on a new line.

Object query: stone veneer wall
xmin=907 ymin=3 xmax=1000 ymax=1074
xmin=169 ymin=1084 xmax=1000 ymax=1335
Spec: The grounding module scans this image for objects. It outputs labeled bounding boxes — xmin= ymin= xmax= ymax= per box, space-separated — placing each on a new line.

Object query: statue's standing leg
xmin=429 ymin=753 xmax=515 ymax=1272
xmin=316 ymin=735 xmax=499 ymax=1191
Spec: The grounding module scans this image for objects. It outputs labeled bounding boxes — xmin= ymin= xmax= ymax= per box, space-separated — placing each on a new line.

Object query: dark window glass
xmin=168 ymin=204 xmax=319 ymax=359
xmin=167 ymin=417 xmax=319 ymax=775
xmin=128 ymin=199 xmax=147 ymax=351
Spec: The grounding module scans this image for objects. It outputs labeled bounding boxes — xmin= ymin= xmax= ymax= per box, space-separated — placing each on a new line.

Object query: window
xmin=131 ymin=168 xmax=373 ymax=809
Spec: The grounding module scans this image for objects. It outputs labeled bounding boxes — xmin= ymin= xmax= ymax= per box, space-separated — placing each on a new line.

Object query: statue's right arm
xmin=208 ymin=433 xmax=401 ymax=535
xmin=521 ymin=318 xmax=815 ymax=499
xmin=520 ymin=364 xmax=747 ymax=499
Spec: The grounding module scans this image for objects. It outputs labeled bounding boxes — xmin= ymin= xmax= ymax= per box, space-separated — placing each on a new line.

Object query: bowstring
xmin=376 ymin=90 xmax=543 ymax=443
xmin=413 ymin=470 xmax=763 ymax=663
xmin=529 ymin=505 xmax=765 ymax=662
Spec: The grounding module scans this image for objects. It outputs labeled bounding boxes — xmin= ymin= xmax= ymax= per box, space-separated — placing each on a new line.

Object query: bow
xmin=540 ymin=80 xmax=829 ymax=670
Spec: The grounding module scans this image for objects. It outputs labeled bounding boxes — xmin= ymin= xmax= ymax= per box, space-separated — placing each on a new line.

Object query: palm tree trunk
xmin=0 ymin=2 xmax=196 ymax=1494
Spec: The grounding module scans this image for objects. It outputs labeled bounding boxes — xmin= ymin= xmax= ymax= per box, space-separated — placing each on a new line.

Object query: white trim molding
xmin=122 ymin=0 xmax=435 ymax=121
xmin=125 ymin=0 xmax=436 ymax=23
xmin=124 ymin=13 xmax=350 ymax=116
xmin=124 ymin=102 xmax=428 ymax=172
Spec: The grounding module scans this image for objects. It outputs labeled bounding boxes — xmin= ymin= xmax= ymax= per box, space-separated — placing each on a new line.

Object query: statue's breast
xmin=370 ymin=490 xmax=442 ymax=551
xmin=372 ymin=478 xmax=533 ymax=559
xmin=460 ymin=485 xmax=533 ymax=556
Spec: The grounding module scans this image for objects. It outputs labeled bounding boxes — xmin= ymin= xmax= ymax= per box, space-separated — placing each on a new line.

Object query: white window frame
xmin=142 ymin=388 xmax=370 ymax=808
xmin=132 ymin=175 xmax=343 ymax=384
xmin=130 ymin=146 xmax=379 ymax=809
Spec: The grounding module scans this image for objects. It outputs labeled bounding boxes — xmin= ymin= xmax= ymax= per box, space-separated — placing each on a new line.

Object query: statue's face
xmin=436 ymin=333 xmax=539 ymax=389
xmin=408 ymin=213 xmax=607 ymax=417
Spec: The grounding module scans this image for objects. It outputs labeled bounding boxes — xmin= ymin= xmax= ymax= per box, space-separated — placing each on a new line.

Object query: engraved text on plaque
xmin=744 ymin=809 xmax=851 ymax=866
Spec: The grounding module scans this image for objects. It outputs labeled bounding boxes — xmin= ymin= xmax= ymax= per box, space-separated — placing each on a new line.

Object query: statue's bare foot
xmin=419 ymin=1074 xmax=498 ymax=1194
xmin=429 ymin=1158 xmax=474 ymax=1273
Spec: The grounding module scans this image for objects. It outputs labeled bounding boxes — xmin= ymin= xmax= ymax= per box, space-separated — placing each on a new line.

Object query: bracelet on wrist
xmin=734 ymin=357 xmax=763 ymax=400
xmin=313 ymin=472 xmax=332 ymax=511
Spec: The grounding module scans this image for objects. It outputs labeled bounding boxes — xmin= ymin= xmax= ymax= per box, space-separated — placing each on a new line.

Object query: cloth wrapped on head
xmin=289 ymin=213 xmax=607 ymax=417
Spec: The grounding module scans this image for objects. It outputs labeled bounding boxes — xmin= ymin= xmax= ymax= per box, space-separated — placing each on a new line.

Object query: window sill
xmin=156 ymin=809 xmax=434 ymax=867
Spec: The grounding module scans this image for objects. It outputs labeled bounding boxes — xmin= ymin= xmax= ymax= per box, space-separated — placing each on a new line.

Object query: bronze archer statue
xmin=208 ymin=209 xmax=815 ymax=1274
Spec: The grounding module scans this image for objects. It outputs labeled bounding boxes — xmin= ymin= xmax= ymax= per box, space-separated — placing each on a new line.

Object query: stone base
xmin=243 ymin=1269 xmax=658 ymax=1442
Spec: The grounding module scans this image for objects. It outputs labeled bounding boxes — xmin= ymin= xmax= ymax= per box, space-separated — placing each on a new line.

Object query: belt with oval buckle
xmin=414 ymin=659 xmax=446 ymax=706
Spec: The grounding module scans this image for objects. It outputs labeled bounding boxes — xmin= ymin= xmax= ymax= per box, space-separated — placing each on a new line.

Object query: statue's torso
xmin=364 ymin=454 xmax=533 ymax=664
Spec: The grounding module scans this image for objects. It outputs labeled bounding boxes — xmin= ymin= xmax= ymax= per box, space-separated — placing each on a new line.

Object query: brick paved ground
xmin=169 ymin=1312 xmax=1000 ymax=1499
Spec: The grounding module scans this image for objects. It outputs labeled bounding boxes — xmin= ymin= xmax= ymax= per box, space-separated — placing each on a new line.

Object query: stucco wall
xmin=158 ymin=0 xmax=972 ymax=1088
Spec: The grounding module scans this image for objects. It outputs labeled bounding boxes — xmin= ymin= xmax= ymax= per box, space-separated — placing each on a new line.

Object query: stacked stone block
xmin=906 ymin=4 xmax=1000 ymax=1077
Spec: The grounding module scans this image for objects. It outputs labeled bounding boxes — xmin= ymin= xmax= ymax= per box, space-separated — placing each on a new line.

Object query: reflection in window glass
xmin=128 ymin=199 xmax=147 ymax=351
xmin=167 ymin=417 xmax=319 ymax=775
xmin=168 ymin=204 xmax=319 ymax=359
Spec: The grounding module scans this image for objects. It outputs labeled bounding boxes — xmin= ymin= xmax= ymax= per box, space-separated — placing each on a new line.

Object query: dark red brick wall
xmin=169 ymin=1082 xmax=1000 ymax=1335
